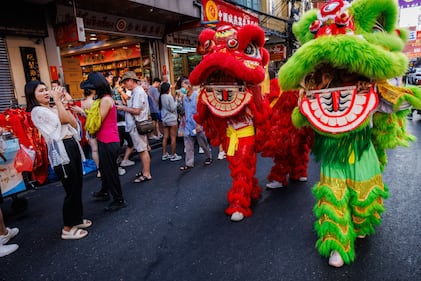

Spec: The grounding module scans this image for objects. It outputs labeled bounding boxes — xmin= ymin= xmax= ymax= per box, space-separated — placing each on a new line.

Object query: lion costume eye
xmin=244 ymin=43 xmax=260 ymax=57
xmin=204 ymin=40 xmax=214 ymax=50
xmin=227 ymin=38 xmax=238 ymax=49
xmin=310 ymin=20 xmax=322 ymax=34
xmin=335 ymin=12 xmax=350 ymax=27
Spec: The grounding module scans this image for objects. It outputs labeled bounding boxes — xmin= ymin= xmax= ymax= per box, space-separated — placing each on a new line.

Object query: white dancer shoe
xmin=118 ymin=167 xmax=126 ymax=176
xmin=0 ymin=244 xmax=18 ymax=257
xmin=266 ymin=181 xmax=283 ymax=189
xmin=328 ymin=251 xmax=344 ymax=267
xmin=230 ymin=211 xmax=245 ymax=222
xmin=217 ymin=151 xmax=226 ymax=160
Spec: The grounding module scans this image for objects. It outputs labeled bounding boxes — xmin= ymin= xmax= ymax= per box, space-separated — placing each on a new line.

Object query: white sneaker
xmin=0 ymin=227 xmax=19 ymax=245
xmin=0 ymin=244 xmax=18 ymax=257
xmin=230 ymin=211 xmax=245 ymax=222
xmin=298 ymin=177 xmax=308 ymax=182
xmin=198 ymin=147 xmax=205 ymax=154
xmin=162 ymin=153 xmax=171 ymax=161
xmin=118 ymin=167 xmax=126 ymax=176
xmin=266 ymin=181 xmax=283 ymax=189
xmin=217 ymin=151 xmax=226 ymax=160
xmin=170 ymin=154 xmax=182 ymax=161
xmin=328 ymin=251 xmax=344 ymax=267
xmin=120 ymin=160 xmax=135 ymax=167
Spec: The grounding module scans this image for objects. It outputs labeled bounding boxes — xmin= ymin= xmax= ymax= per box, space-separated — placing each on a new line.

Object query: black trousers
xmin=53 ymin=138 xmax=83 ymax=227
xmin=97 ymin=140 xmax=124 ymax=201
xmin=118 ymin=125 xmax=133 ymax=148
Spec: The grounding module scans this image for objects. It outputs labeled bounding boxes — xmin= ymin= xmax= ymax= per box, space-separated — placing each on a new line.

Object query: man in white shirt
xmin=117 ymin=71 xmax=152 ymax=183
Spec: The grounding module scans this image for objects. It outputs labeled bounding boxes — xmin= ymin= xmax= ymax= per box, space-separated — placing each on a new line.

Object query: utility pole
xmin=286 ymin=0 xmax=297 ymax=59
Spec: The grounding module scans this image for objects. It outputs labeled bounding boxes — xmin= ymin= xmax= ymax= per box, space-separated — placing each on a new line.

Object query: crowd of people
xmin=0 ymin=70 xmax=223 ymax=257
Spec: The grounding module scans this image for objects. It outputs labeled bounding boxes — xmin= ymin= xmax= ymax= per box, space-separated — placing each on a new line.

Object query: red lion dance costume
xmin=190 ymin=24 xmax=312 ymax=221
xmin=261 ymin=78 xmax=314 ymax=189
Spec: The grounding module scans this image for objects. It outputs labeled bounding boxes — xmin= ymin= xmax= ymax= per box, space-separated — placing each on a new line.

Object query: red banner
xmin=50 ymin=66 xmax=59 ymax=81
xmin=267 ymin=44 xmax=286 ymax=61
xmin=202 ymin=0 xmax=259 ymax=27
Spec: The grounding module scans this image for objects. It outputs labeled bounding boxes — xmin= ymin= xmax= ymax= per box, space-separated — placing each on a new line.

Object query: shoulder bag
xmin=131 ymin=106 xmax=154 ymax=135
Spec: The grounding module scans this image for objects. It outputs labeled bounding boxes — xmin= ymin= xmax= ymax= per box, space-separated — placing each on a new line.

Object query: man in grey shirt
xmin=148 ymin=78 xmax=162 ymax=140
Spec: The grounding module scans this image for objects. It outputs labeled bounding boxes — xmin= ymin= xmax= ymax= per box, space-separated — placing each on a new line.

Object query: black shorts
xmin=151 ymin=112 xmax=160 ymax=121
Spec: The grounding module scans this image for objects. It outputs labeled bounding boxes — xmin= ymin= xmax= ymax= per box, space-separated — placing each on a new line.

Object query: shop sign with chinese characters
xmin=404 ymin=27 xmax=421 ymax=59
xmin=20 ymin=47 xmax=40 ymax=82
xmin=202 ymin=0 xmax=259 ymax=27
xmin=266 ymin=44 xmax=286 ymax=61
xmin=56 ymin=5 xmax=165 ymax=39
xmin=398 ymin=0 xmax=421 ymax=8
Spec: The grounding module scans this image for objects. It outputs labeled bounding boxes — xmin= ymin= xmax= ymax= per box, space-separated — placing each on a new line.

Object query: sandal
xmin=61 ymin=226 xmax=88 ymax=240
xmin=74 ymin=219 xmax=92 ymax=229
xmin=179 ymin=165 xmax=193 ymax=171
xmin=134 ymin=175 xmax=152 ymax=183
xmin=135 ymin=171 xmax=143 ymax=178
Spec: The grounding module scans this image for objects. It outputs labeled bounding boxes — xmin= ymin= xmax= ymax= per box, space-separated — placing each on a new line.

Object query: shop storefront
xmin=55 ymin=4 xmax=166 ymax=97
xmin=60 ymin=41 xmax=154 ymax=98
xmin=166 ymin=33 xmax=202 ymax=82
xmin=164 ymin=0 xmax=261 ymax=82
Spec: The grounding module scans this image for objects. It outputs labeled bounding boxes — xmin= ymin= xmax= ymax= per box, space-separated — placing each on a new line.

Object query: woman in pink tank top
xmin=80 ymin=72 xmax=127 ymax=211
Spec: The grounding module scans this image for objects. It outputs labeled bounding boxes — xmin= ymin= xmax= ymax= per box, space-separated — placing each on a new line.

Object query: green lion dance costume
xmin=279 ymin=0 xmax=421 ymax=267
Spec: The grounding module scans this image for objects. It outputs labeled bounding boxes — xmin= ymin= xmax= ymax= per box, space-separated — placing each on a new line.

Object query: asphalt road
xmin=1 ymin=117 xmax=420 ymax=281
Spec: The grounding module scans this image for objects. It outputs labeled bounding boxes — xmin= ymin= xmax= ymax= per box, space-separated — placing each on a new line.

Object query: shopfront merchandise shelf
xmin=81 ymin=58 xmax=142 ymax=79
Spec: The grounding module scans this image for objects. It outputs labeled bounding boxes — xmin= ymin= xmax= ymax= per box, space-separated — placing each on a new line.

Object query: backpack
xmin=85 ymin=99 xmax=102 ymax=135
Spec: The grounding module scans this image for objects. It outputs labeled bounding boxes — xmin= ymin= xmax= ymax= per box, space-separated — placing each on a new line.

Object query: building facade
xmin=0 ymin=0 xmax=295 ymax=110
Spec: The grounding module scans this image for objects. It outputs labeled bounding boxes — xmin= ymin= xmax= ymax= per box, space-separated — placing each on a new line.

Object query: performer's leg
xmin=289 ymin=128 xmax=312 ymax=181
xmin=349 ymin=143 xmax=389 ymax=238
xmin=313 ymin=162 xmax=356 ymax=266
xmin=267 ymin=155 xmax=288 ymax=187
xmin=225 ymin=140 xmax=257 ymax=220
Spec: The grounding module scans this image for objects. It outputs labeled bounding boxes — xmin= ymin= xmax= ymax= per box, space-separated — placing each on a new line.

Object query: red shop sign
xmin=267 ymin=44 xmax=286 ymax=61
xmin=202 ymin=0 xmax=259 ymax=27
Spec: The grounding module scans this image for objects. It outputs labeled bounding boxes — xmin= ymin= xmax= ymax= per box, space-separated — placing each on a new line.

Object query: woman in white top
xmin=159 ymin=82 xmax=181 ymax=161
xmin=25 ymin=80 xmax=91 ymax=240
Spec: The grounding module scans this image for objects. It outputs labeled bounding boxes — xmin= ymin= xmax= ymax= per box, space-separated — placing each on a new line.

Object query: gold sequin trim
xmin=322 ymin=236 xmax=351 ymax=252
xmin=376 ymin=80 xmax=413 ymax=105
xmin=319 ymin=216 xmax=349 ymax=235
xmin=319 ymin=174 xmax=384 ymax=202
